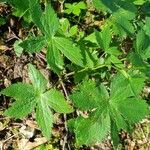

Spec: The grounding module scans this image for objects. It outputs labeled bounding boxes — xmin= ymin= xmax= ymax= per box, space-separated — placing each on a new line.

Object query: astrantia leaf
xmin=29 ymin=0 xmax=44 ymax=31
xmin=92 ymin=0 xmax=118 ymax=13
xmin=0 ymin=83 xmax=36 ymax=118
xmin=36 ymin=98 xmax=53 ymax=139
xmin=95 ymin=26 xmax=111 ymax=51
xmin=4 ymin=94 xmax=36 ymax=118
xmin=69 ymin=76 xmax=149 ymax=148
xmin=54 ymin=37 xmax=84 ymax=67
xmin=28 ymin=64 xmax=47 ymax=93
xmin=19 ymin=36 xmax=46 ymax=53
xmin=144 ymin=17 xmax=150 ymax=36
xmin=109 ymin=8 xmax=136 ymax=37
xmin=110 ymin=118 xmax=120 ymax=149
xmin=109 ymin=105 xmax=128 ymax=131
xmin=70 ymin=80 xmax=98 ymax=110
xmin=41 ymin=4 xmax=59 ymax=37
xmin=8 ymin=0 xmax=31 ymax=22
xmin=70 ymin=80 xmax=109 ymax=111
xmin=72 ymin=113 xmax=110 ymax=146
xmin=109 ymin=55 xmax=124 ymax=68
xmin=0 ymin=83 xmax=35 ymax=100
xmin=110 ymin=71 xmax=145 ymax=101
xmin=46 ymin=42 xmax=64 ymax=75
xmin=135 ymin=30 xmax=150 ymax=59
xmin=42 ymin=89 xmax=73 ymax=113
xmin=117 ymin=98 xmax=149 ymax=124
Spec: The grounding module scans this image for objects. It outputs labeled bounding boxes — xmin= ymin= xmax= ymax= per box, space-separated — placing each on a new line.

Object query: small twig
xmin=59 ymin=78 xmax=70 ymax=150
xmin=1 ymin=133 xmax=18 ymax=149
xmin=3 ymin=133 xmax=18 ymax=143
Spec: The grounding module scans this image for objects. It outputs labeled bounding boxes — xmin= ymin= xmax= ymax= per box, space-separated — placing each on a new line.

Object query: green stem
xmin=64 ymin=64 xmax=106 ymax=77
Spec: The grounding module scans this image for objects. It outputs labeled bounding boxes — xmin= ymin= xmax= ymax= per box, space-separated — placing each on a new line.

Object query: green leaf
xmin=65 ymin=2 xmax=86 ymax=16
xmin=29 ymin=0 xmax=44 ymax=31
xmin=70 ymin=80 xmax=108 ymax=110
xmin=76 ymin=1 xmax=86 ymax=9
xmin=117 ymin=98 xmax=149 ymax=124
xmin=110 ymin=71 xmax=145 ymax=101
xmin=0 ymin=83 xmax=34 ymax=100
xmin=73 ymin=114 xmax=110 ymax=146
xmin=42 ymin=89 xmax=73 ymax=113
xmin=109 ymin=55 xmax=124 ymax=68
xmin=112 ymin=17 xmax=134 ymax=37
xmin=109 ymin=105 xmax=128 ymax=131
xmin=28 ymin=64 xmax=47 ymax=93
xmin=128 ymin=52 xmax=150 ymax=75
xmin=36 ymin=97 xmax=53 ymax=139
xmin=41 ymin=4 xmax=59 ymax=37
xmin=92 ymin=0 xmax=118 ymax=13
xmin=135 ymin=30 xmax=150 ymax=59
xmin=95 ymin=26 xmax=111 ymax=51
xmin=53 ymin=37 xmax=84 ymax=67
xmin=46 ymin=42 xmax=64 ymax=75
xmin=8 ymin=0 xmax=31 ymax=22
xmin=93 ymin=0 xmax=137 ymax=14
xmin=110 ymin=118 xmax=120 ymax=149
xmin=69 ymin=77 xmax=149 ymax=148
xmin=0 ymin=83 xmax=36 ymax=118
xmin=4 ymin=94 xmax=36 ymax=118
xmin=14 ymin=40 xmax=23 ymax=57
xmin=0 ymin=17 xmax=6 ymax=26
xmin=19 ymin=36 xmax=46 ymax=53
xmin=110 ymin=8 xmax=136 ymax=37
xmin=134 ymin=0 xmax=146 ymax=5
xmin=105 ymin=47 xmax=122 ymax=56
xmin=69 ymin=25 xmax=78 ymax=36
xmin=144 ymin=17 xmax=150 ymax=36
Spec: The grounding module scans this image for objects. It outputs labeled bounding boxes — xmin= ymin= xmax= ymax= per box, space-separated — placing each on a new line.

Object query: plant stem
xmin=65 ymin=64 xmax=106 ymax=77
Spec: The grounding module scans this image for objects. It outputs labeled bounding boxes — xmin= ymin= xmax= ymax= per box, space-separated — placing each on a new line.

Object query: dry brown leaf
xmin=18 ymin=137 xmax=47 ymax=150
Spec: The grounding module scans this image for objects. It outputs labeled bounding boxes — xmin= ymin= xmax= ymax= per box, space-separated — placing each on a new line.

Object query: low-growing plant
xmin=1 ymin=0 xmax=150 ymax=149
xmin=0 ymin=64 xmax=73 ymax=139
xmin=69 ymin=72 xmax=149 ymax=148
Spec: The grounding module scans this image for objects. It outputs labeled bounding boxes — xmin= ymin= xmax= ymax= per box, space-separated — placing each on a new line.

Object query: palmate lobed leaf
xmin=8 ymin=0 xmax=31 ymax=22
xmin=69 ymin=72 xmax=149 ymax=148
xmin=116 ymin=98 xmax=149 ymax=124
xmin=1 ymin=64 xmax=73 ymax=139
xmin=20 ymin=0 xmax=85 ymax=73
xmin=110 ymin=71 xmax=145 ymax=101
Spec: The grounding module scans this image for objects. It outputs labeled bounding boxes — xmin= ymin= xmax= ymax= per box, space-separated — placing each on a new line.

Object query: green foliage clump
xmin=0 ymin=0 xmax=150 ymax=149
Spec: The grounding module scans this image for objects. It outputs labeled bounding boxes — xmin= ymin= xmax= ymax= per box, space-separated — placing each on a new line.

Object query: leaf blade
xmin=19 ymin=36 xmax=46 ymax=53
xmin=28 ymin=64 xmax=47 ymax=93
xmin=43 ymin=89 xmax=73 ymax=113
xmin=54 ymin=37 xmax=84 ymax=67
xmin=36 ymin=98 xmax=53 ymax=139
